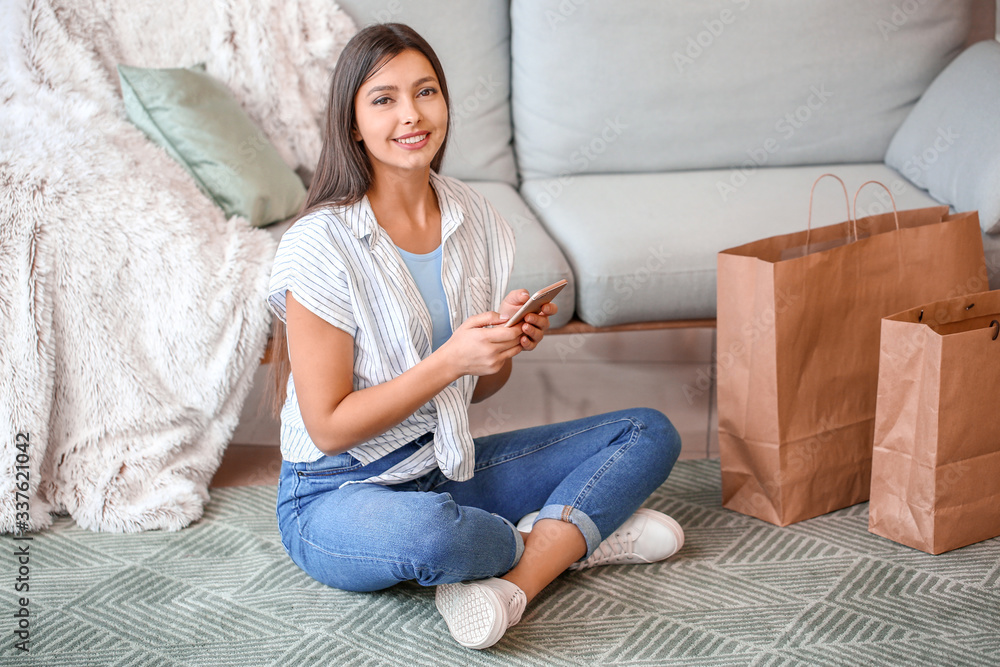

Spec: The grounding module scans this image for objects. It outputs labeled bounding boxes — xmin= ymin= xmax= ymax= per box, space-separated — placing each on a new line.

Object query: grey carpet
xmin=3 ymin=459 xmax=998 ymax=666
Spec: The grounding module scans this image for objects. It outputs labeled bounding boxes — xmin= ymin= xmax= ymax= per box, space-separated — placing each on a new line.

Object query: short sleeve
xmin=267 ymin=212 xmax=357 ymax=336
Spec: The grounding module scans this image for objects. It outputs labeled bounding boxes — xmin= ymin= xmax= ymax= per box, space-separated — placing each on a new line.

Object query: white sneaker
xmin=517 ymin=508 xmax=684 ymax=570
xmin=435 ymin=577 xmax=526 ymax=650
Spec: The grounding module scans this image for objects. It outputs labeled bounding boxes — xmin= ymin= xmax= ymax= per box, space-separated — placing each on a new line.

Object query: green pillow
xmin=118 ymin=63 xmax=306 ymax=227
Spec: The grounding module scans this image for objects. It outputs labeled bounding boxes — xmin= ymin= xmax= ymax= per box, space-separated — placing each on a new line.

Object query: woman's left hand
xmin=499 ymin=289 xmax=557 ymax=351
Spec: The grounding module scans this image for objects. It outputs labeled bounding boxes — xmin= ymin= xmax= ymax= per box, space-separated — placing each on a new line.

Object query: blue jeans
xmin=276 ymin=408 xmax=681 ymax=592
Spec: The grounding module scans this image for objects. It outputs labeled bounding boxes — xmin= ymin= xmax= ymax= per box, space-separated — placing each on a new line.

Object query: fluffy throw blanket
xmin=0 ymin=0 xmax=355 ymax=532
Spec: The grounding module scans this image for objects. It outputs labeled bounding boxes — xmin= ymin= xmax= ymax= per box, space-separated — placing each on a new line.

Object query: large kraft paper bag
xmin=869 ymin=291 xmax=1000 ymax=554
xmin=717 ymin=183 xmax=987 ymax=526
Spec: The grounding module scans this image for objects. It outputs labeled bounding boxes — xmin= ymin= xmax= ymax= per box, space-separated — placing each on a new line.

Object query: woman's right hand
xmin=439 ymin=311 xmax=523 ymax=377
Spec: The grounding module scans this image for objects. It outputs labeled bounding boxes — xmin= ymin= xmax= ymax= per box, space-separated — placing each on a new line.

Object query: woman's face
xmin=352 ymin=49 xmax=448 ymax=177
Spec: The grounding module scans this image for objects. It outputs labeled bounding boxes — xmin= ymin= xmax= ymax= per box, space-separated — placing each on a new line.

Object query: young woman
xmin=267 ymin=23 xmax=684 ymax=650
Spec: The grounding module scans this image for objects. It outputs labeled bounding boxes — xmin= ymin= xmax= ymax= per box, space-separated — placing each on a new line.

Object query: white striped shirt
xmin=266 ymin=172 xmax=515 ymax=485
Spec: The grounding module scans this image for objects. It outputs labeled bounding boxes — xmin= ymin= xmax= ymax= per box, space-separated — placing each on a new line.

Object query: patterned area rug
xmin=4 ymin=459 xmax=999 ymax=666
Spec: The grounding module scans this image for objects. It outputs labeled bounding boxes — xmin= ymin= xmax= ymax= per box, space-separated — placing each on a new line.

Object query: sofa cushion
xmin=467 ymin=182 xmax=576 ymax=328
xmin=885 ymin=40 xmax=1000 ymax=234
xmin=335 ymin=0 xmax=517 ymax=186
xmin=119 ymin=64 xmax=306 ymax=227
xmin=511 ymin=0 xmax=982 ymax=180
xmin=521 ymin=164 xmax=946 ymax=326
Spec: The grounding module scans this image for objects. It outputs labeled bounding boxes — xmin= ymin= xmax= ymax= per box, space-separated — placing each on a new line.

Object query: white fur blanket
xmin=0 ymin=0 xmax=355 ymax=532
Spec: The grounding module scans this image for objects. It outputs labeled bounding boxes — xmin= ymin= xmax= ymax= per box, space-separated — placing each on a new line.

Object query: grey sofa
xmin=239 ymin=0 xmax=1000 ymax=442
xmin=267 ymin=0 xmax=999 ymax=329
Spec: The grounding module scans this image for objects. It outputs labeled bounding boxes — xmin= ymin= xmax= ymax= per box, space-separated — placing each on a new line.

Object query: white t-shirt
xmin=266 ymin=172 xmax=515 ymax=485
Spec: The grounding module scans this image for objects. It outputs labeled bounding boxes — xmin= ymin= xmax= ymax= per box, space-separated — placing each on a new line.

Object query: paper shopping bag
xmin=869 ymin=291 xmax=1000 ymax=554
xmin=717 ymin=177 xmax=988 ymax=526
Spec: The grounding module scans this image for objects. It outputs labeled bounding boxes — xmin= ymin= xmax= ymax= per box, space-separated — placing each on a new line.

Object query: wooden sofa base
xmin=548 ymin=318 xmax=716 ymax=335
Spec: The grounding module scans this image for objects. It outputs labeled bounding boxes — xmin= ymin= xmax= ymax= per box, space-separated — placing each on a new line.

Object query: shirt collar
xmin=430 ymin=171 xmax=466 ymax=243
xmin=340 ymin=171 xmax=465 ymax=248
xmin=341 ymin=196 xmax=379 ymax=246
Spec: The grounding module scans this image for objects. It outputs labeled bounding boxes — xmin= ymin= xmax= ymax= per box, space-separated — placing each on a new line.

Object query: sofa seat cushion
xmin=265 ymin=181 xmax=576 ymax=329
xmin=521 ymin=164 xmax=946 ymax=326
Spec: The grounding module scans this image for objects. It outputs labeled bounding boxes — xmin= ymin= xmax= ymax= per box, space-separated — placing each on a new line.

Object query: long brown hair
xmin=268 ymin=23 xmax=452 ymax=415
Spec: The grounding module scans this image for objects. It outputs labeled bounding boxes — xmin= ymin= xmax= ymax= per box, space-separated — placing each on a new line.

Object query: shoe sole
xmin=435 ymin=582 xmax=506 ymax=650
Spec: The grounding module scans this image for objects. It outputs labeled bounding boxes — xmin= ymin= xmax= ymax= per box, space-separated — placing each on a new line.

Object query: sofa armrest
xmin=885 ymin=40 xmax=1000 ymax=234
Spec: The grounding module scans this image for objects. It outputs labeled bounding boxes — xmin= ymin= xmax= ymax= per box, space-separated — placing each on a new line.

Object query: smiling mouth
xmin=394 ymin=133 xmax=429 ymax=145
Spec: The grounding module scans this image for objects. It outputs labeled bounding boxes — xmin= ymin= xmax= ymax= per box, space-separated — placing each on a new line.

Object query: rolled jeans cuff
xmin=534 ymin=504 xmax=603 ymax=560
xmin=496 ymin=514 xmax=525 ymax=569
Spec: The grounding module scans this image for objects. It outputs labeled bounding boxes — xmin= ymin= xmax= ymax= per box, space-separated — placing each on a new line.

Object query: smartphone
xmin=503 ymin=279 xmax=568 ymax=327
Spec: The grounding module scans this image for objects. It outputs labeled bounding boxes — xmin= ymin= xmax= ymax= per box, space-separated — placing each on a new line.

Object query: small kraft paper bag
xmin=717 ymin=175 xmax=988 ymax=526
xmin=869 ymin=291 xmax=1000 ymax=554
